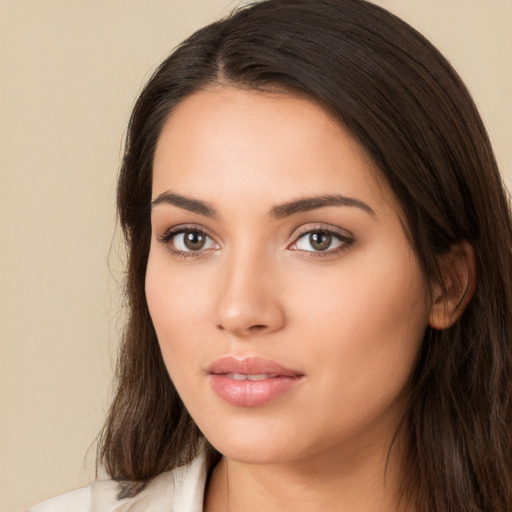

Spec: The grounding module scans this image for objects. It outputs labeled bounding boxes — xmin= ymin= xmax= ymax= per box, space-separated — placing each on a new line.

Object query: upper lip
xmin=206 ymin=356 xmax=303 ymax=377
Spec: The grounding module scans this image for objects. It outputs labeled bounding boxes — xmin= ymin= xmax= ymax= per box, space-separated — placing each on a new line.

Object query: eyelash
xmin=158 ymin=224 xmax=217 ymax=260
xmin=157 ymin=224 xmax=354 ymax=259
xmin=290 ymin=227 xmax=354 ymax=258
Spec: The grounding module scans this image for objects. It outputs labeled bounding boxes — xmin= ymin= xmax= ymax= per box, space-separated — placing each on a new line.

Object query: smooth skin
xmin=146 ymin=87 xmax=452 ymax=511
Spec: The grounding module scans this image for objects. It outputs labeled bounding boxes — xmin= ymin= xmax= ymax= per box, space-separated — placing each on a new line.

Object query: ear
xmin=428 ymin=241 xmax=476 ymax=330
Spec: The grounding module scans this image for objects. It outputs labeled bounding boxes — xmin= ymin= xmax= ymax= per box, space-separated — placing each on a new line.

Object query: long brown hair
xmin=98 ymin=1 xmax=512 ymax=510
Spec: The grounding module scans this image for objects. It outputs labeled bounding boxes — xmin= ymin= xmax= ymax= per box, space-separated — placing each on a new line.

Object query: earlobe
xmin=428 ymin=241 xmax=476 ymax=330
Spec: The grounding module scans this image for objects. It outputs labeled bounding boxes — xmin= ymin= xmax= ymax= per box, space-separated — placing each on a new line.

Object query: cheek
xmin=288 ymin=245 xmax=429 ymax=390
xmin=145 ymin=249 xmax=211 ymax=366
xmin=281 ymin=253 xmax=428 ymax=445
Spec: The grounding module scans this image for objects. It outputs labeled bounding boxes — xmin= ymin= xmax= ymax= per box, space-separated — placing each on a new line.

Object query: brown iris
xmin=183 ymin=230 xmax=207 ymax=250
xmin=309 ymin=232 xmax=332 ymax=251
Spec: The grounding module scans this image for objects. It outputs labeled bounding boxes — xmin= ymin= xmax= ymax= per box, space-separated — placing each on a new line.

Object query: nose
xmin=215 ymin=250 xmax=286 ymax=338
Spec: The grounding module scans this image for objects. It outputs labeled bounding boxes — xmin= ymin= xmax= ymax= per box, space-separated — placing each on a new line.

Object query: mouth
xmin=206 ymin=357 xmax=304 ymax=407
xmin=223 ymin=373 xmax=280 ymax=381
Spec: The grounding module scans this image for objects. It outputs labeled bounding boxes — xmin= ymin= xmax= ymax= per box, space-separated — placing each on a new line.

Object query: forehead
xmin=152 ymin=87 xmax=395 ymax=217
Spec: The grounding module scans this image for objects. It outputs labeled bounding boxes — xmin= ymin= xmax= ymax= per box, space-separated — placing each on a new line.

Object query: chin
xmin=210 ymin=438 xmax=295 ymax=465
xmin=198 ymin=416 xmax=301 ymax=464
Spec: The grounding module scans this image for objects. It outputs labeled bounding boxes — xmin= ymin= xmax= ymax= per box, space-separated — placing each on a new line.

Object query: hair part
xmin=98 ymin=1 xmax=512 ymax=510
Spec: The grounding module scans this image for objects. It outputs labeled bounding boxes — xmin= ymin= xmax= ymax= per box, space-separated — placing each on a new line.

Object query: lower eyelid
xmin=291 ymin=229 xmax=353 ymax=249
xmin=158 ymin=227 xmax=220 ymax=257
xmin=157 ymin=226 xmax=352 ymax=256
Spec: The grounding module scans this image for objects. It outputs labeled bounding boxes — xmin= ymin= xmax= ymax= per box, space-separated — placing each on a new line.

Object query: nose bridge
xmin=215 ymin=240 xmax=285 ymax=337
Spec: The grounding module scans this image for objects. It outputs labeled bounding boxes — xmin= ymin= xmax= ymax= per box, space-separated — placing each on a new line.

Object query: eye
xmin=290 ymin=229 xmax=353 ymax=254
xmin=159 ymin=226 xmax=219 ymax=255
xmin=173 ymin=230 xmax=216 ymax=251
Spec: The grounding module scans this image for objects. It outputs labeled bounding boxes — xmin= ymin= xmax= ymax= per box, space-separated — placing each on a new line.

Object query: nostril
xmin=216 ymin=323 xmax=268 ymax=335
xmin=250 ymin=325 xmax=267 ymax=331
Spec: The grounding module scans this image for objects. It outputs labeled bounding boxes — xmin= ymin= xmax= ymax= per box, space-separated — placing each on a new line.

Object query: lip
xmin=206 ymin=357 xmax=304 ymax=407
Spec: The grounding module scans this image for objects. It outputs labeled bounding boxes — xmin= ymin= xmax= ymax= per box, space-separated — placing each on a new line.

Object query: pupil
xmin=310 ymin=232 xmax=331 ymax=251
xmin=184 ymin=231 xmax=205 ymax=250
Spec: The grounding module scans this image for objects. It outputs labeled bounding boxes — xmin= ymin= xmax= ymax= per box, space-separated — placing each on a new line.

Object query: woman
xmin=29 ymin=0 xmax=512 ymax=511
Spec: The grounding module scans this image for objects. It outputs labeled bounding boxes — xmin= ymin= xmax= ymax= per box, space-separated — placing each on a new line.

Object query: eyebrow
xmin=151 ymin=192 xmax=217 ymax=217
xmin=151 ymin=191 xmax=375 ymax=218
xmin=270 ymin=194 xmax=376 ymax=219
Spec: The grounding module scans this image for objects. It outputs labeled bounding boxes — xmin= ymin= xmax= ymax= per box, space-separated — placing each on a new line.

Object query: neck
xmin=204 ymin=433 xmax=413 ymax=512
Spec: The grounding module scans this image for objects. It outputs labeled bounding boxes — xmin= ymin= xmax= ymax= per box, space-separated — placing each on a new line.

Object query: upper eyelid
xmin=156 ymin=222 xmax=353 ymax=248
xmin=287 ymin=224 xmax=354 ymax=252
xmin=290 ymin=223 xmax=353 ymax=240
xmin=159 ymin=223 xmax=217 ymax=240
xmin=158 ymin=225 xmax=219 ymax=256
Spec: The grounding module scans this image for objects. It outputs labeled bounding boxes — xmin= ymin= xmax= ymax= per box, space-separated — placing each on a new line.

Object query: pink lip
xmin=206 ymin=357 xmax=304 ymax=407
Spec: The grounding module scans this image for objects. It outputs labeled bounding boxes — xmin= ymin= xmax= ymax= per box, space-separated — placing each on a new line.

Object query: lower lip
xmin=209 ymin=374 xmax=302 ymax=407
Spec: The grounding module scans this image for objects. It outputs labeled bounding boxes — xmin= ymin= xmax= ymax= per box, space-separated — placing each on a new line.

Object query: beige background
xmin=1 ymin=1 xmax=510 ymax=511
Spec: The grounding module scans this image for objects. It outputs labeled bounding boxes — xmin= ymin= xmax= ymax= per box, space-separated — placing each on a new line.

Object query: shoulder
xmin=26 ymin=452 xmax=208 ymax=512
xmin=26 ymin=486 xmax=91 ymax=512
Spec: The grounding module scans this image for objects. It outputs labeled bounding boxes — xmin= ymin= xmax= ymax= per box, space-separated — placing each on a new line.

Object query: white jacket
xmin=26 ymin=452 xmax=207 ymax=512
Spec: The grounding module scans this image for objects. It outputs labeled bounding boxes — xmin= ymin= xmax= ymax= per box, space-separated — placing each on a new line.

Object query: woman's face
xmin=146 ymin=87 xmax=431 ymax=465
